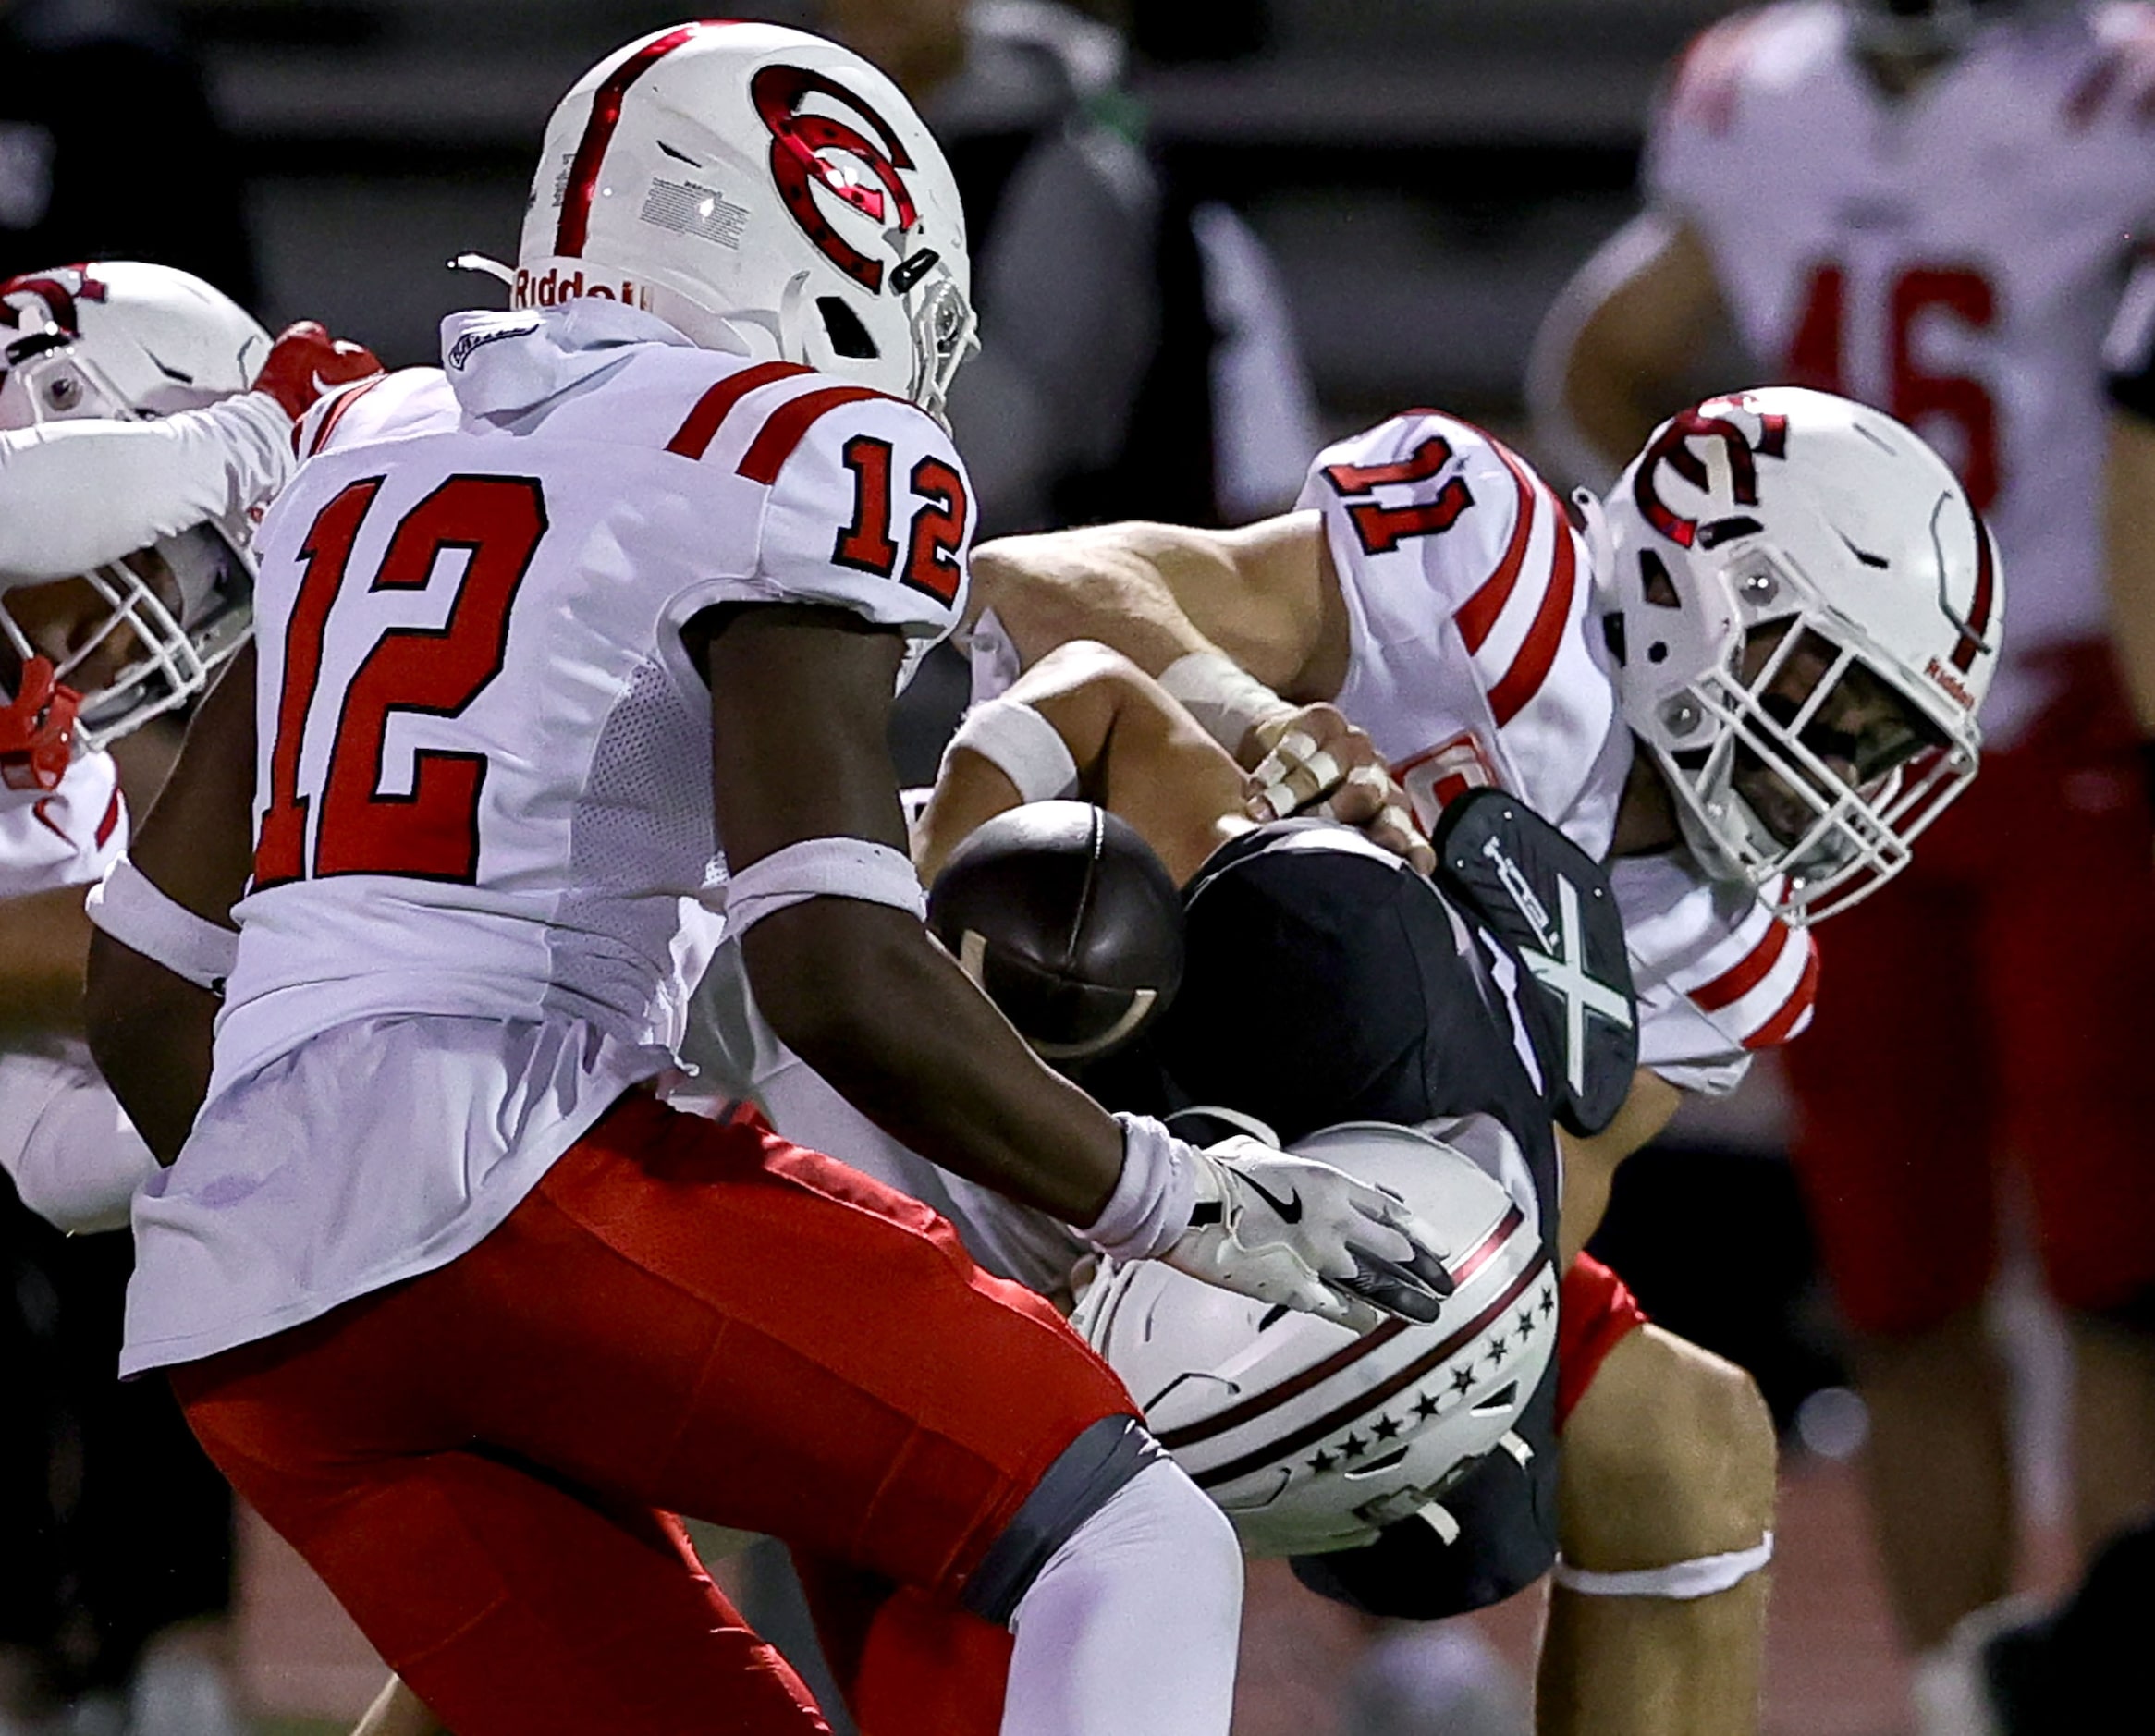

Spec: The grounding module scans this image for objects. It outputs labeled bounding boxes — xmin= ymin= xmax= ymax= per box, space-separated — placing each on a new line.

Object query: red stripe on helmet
xmin=556 ymin=23 xmax=709 ymax=260
xmin=666 ymin=361 xmax=814 ymax=459
xmin=736 ymin=385 xmax=893 ymax=484
xmin=1488 ymin=483 xmax=1578 ymax=727
xmin=1192 ymin=1249 xmax=1553 ymax=1492
xmin=1689 ymin=917 xmax=1791 ymax=1012
xmin=1155 ymin=1204 xmax=1527 ymax=1454
xmin=1951 ymin=508 xmax=1996 ymax=673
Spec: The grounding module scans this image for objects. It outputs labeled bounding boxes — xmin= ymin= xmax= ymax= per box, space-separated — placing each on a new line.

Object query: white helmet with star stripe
xmin=1073 ymin=1119 xmax=1553 ymax=1558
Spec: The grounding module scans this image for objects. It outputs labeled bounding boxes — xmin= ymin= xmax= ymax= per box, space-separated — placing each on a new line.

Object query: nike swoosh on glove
xmin=251 ymin=321 xmax=384 ymax=422
xmin=1167 ymin=1134 xmax=1453 ymax=1333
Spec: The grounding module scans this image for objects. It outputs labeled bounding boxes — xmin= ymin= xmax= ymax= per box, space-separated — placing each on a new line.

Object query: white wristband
xmin=1081 ymin=1112 xmax=1198 ymax=1262
xmin=1551 ymin=1533 xmax=1775 ymax=1600
xmin=84 ymin=859 xmax=238 ymax=991
xmin=723 ymin=836 xmax=926 ymax=938
xmin=939 ymin=697 xmax=1080 ymax=803
xmin=1157 ymin=651 xmax=1294 ymax=756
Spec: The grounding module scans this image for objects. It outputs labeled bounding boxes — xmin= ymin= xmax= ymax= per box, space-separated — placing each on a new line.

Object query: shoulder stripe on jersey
xmin=1457 ymin=441 xmax=1538 ymax=654
xmin=94 ymin=787 xmax=122 ymax=849
xmin=1688 ymin=917 xmax=1791 ymax=1012
xmin=1743 ymin=939 xmax=1819 ymax=1051
xmin=737 ymin=384 xmax=894 ymax=484
xmin=666 ymin=361 xmax=814 ymax=459
xmin=305 ymin=375 xmax=387 ymax=459
xmin=1487 ymin=483 xmax=1578 ymax=727
xmin=557 ymin=23 xmax=704 ymax=258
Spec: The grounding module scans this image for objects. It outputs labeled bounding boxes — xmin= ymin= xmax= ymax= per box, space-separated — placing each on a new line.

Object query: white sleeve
xmin=0 ymin=391 xmax=293 ymax=581
xmin=0 ymin=1046 xmax=157 ymax=1234
xmin=667 ymin=394 xmax=976 ymax=642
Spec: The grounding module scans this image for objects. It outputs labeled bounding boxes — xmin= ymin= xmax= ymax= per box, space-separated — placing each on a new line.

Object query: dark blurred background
xmin=173 ymin=0 xmax=1725 ymax=427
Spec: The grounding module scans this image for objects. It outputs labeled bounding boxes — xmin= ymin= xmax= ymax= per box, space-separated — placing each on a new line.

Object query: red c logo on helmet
xmin=752 ymin=65 xmax=919 ymax=295
xmin=1634 ymin=397 xmax=1788 ymax=547
xmin=0 ymin=265 xmax=109 ymax=336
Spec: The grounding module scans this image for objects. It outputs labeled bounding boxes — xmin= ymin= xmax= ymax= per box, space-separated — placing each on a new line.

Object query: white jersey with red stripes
xmin=123 ymin=299 xmax=973 ymax=1374
xmin=1299 ymin=410 xmax=1814 ymax=1094
xmin=1647 ymin=0 xmax=2155 ymax=740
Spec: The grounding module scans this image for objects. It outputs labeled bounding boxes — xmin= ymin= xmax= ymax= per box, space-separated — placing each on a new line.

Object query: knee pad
xmin=1550 ymin=1533 xmax=1774 ymax=1600
xmin=961 ymin=1415 xmax=1162 ymax=1626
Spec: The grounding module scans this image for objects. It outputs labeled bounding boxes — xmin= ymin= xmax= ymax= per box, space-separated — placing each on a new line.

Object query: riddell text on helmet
xmin=513 ymin=267 xmax=655 ymax=313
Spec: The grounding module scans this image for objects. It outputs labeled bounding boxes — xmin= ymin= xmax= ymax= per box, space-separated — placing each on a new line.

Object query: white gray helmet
xmin=1598 ymin=387 xmax=1998 ymax=922
xmin=1075 ymin=1119 xmax=1553 ymax=1559
xmin=515 ymin=20 xmax=977 ymax=425
xmin=0 ymin=262 xmax=263 ymax=773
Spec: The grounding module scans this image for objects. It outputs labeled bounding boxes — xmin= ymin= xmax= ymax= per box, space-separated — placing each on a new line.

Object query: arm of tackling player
xmin=699 ymin=602 xmax=1448 ymax=1329
xmin=81 ymin=644 xmax=256 ymax=1162
xmin=971 ymin=517 xmax=1424 ymax=858
xmin=1555 ymin=1067 xmax=1685 ymax=1266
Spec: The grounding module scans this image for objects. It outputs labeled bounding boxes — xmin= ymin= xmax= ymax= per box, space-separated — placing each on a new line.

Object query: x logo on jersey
xmin=1517 ymin=874 xmax=1634 ymax=1099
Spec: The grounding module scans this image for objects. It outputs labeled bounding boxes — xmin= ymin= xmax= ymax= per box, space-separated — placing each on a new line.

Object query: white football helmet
xmin=1598 ymin=387 xmax=1999 ymax=923
xmin=1074 ymin=1119 xmax=1554 ymax=1559
xmin=0 ymin=262 xmax=265 ymax=785
xmin=515 ymin=20 xmax=977 ymax=425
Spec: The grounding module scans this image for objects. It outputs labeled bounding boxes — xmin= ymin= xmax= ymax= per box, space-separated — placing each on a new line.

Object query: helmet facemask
xmin=0 ymin=322 xmax=257 ymax=775
xmin=1648 ymin=548 xmax=1975 ymax=921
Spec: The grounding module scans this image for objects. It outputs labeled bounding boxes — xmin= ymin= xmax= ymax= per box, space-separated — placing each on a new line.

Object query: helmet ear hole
xmin=815 ymin=295 xmax=879 ymax=360
xmin=1639 ymin=550 xmax=1682 ymax=607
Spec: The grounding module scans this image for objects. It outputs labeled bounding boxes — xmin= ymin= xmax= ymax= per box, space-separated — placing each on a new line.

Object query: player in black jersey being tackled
xmin=755 ymin=637 xmax=1771 ymax=1736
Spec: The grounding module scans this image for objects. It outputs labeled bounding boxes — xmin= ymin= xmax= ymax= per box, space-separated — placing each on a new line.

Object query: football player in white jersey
xmin=965 ymin=384 xmax=1997 ymax=1736
xmin=80 ymin=26 xmax=1447 ymax=1736
xmin=1532 ymin=0 xmax=2155 ymax=1701
xmin=0 ymin=258 xmax=378 ymax=1731
xmin=1 ymin=260 xmax=378 ymax=1228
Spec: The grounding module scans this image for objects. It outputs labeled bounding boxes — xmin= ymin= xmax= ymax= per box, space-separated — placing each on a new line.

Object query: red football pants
xmin=172 ymin=1094 xmax=1131 ymax=1736
xmin=1783 ymin=645 xmax=2155 ymax=1336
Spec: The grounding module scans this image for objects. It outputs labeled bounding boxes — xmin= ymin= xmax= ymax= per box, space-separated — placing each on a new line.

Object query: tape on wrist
xmin=83 ymin=859 xmax=238 ymax=992
xmin=1082 ymin=1112 xmax=1199 ymax=1262
xmin=1551 ymin=1532 xmax=1774 ymax=1600
xmin=939 ymin=698 xmax=1080 ymax=803
xmin=1157 ymin=651 xmax=1293 ymax=756
xmin=724 ymin=837 xmax=926 ymax=938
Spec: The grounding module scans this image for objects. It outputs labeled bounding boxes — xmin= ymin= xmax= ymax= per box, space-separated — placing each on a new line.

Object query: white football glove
xmin=1086 ymin=1117 xmax=1453 ymax=1333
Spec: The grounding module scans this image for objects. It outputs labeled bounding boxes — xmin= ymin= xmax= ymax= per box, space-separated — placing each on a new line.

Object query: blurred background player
xmin=1533 ymin=0 xmax=2155 ymax=1715
xmin=0 ymin=258 xmax=376 ymax=1736
xmin=83 ymin=25 xmax=1447 ymax=1736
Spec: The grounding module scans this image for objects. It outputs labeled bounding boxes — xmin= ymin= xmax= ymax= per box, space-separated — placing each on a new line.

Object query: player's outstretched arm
xmin=1525 ymin=212 xmax=1729 ymax=488
xmin=700 ymin=602 xmax=1448 ymax=1329
xmin=82 ymin=645 xmax=256 ymax=1162
xmin=971 ymin=513 xmax=1329 ymax=705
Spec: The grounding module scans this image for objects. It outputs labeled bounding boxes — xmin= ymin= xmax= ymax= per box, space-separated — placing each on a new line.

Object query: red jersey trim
xmin=556 ymin=24 xmax=705 ymax=259
xmin=665 ymin=361 xmax=814 ymax=459
xmin=736 ymin=385 xmax=894 ymax=485
xmin=1487 ymin=483 xmax=1578 ymax=727
xmin=304 ymin=376 xmax=387 ymax=459
xmin=1688 ymin=917 xmax=1791 ymax=1012
xmin=94 ymin=787 xmax=122 ymax=849
xmin=1743 ymin=938 xmax=1819 ymax=1051
xmin=1456 ymin=441 xmax=1538 ymax=654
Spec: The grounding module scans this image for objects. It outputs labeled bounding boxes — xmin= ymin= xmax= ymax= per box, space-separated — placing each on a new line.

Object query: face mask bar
xmin=1661 ymin=591 xmax=1979 ymax=922
xmin=901 ymin=258 xmax=977 ymax=432
xmin=0 ymin=524 xmax=253 ymax=756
